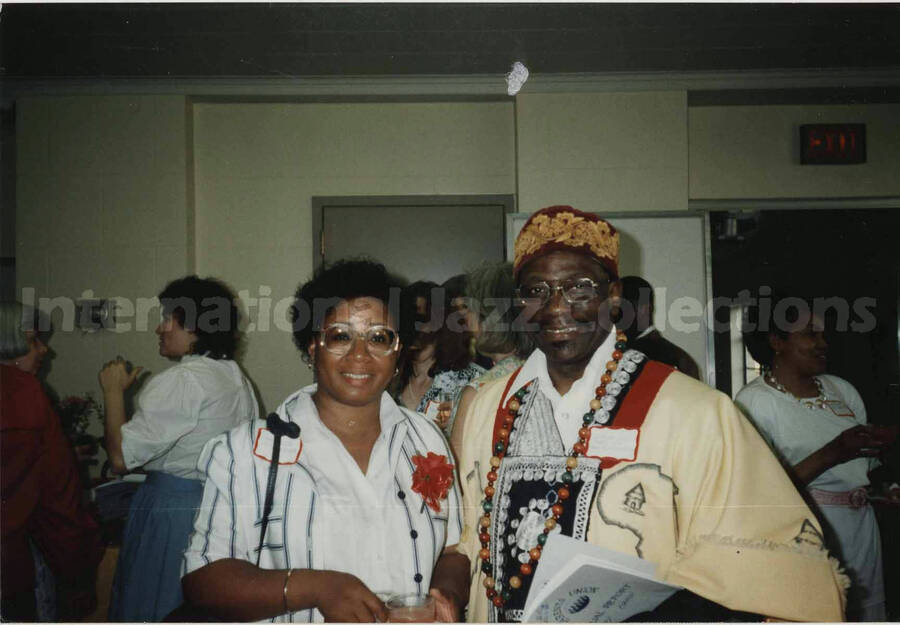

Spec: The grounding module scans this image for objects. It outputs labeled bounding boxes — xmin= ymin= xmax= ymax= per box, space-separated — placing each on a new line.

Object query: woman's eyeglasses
xmin=319 ymin=323 xmax=400 ymax=357
xmin=515 ymin=277 xmax=608 ymax=306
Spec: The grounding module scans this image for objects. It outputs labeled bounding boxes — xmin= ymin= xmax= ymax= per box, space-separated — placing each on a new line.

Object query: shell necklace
xmin=765 ymin=371 xmax=828 ymax=410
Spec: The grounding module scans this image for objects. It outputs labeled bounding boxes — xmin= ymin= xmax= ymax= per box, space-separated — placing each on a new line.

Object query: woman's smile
xmin=340 ymin=371 xmax=374 ymax=383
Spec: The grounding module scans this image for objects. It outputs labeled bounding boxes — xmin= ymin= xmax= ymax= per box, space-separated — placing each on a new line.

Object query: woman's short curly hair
xmin=291 ymin=259 xmax=414 ymax=361
xmin=158 ymin=275 xmax=240 ymax=360
xmin=742 ymin=288 xmax=814 ymax=368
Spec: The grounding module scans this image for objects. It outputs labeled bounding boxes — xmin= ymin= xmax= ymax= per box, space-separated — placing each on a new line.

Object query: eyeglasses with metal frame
xmin=318 ymin=323 xmax=400 ymax=357
xmin=514 ymin=277 xmax=609 ymax=306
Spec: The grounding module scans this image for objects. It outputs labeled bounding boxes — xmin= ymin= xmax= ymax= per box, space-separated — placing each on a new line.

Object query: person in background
xmin=405 ymin=280 xmax=440 ymax=318
xmin=99 ymin=276 xmax=259 ymax=622
xmin=394 ymin=281 xmax=443 ymax=414
xmin=442 ymin=273 xmax=493 ymax=371
xmin=617 ymin=275 xmax=700 ymax=380
xmin=457 ymin=206 xmax=846 ymax=622
xmin=181 ymin=260 xmax=469 ymax=622
xmin=1 ymin=301 xmax=104 ymax=621
xmin=395 ymin=276 xmax=485 ymax=435
xmin=449 ymin=262 xmax=534 ymax=457
xmin=736 ymin=290 xmax=897 ymax=621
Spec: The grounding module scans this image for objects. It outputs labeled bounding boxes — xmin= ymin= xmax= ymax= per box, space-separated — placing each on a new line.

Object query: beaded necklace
xmin=478 ymin=331 xmax=628 ymax=609
xmin=765 ymin=371 xmax=828 ymax=410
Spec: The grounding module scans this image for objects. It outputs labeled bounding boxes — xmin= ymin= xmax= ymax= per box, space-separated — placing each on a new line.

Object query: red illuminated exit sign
xmin=800 ymin=123 xmax=866 ymax=165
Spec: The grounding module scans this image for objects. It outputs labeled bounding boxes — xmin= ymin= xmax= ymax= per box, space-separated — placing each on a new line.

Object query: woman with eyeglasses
xmin=182 ymin=260 xmax=469 ymax=623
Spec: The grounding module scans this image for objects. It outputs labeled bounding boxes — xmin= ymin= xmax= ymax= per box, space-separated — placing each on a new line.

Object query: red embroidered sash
xmin=491 ymin=359 xmax=674 ymax=468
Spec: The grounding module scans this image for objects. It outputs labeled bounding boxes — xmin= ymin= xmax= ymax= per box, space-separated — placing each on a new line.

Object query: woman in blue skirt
xmin=99 ymin=276 xmax=259 ymax=621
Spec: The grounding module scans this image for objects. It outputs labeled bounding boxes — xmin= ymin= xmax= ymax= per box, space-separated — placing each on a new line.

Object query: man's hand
xmin=429 ymin=587 xmax=463 ymax=622
xmin=429 ymin=548 xmax=470 ymax=622
xmin=312 ymin=571 xmax=387 ymax=622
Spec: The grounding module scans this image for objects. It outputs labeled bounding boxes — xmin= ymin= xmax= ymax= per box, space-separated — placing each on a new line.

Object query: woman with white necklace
xmin=736 ymin=292 xmax=897 ymax=621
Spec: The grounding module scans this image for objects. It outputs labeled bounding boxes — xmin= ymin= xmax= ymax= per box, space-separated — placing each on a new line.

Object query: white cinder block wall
xmin=14 ymin=92 xmax=900 ymax=469
xmin=516 ymin=92 xmax=690 ymax=212
xmin=16 ymin=96 xmax=191 ymax=462
xmin=689 ymin=103 xmax=900 ymax=198
xmin=192 ymin=101 xmax=517 ymax=408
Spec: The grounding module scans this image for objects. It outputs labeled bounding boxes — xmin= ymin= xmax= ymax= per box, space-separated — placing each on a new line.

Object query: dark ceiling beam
xmin=3 ymin=3 xmax=900 ymax=78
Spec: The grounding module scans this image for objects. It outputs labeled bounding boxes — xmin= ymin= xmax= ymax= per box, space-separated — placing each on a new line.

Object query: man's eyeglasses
xmin=319 ymin=323 xmax=400 ymax=357
xmin=515 ymin=277 xmax=608 ymax=306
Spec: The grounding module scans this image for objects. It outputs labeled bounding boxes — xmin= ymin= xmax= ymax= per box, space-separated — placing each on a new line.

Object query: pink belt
xmin=807 ymin=487 xmax=868 ymax=508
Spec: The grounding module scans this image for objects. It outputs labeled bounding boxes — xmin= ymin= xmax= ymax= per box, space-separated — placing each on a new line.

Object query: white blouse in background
xmin=120 ymin=354 xmax=259 ymax=479
xmin=735 ymin=374 xmax=885 ymax=619
xmin=735 ymin=374 xmax=874 ymax=491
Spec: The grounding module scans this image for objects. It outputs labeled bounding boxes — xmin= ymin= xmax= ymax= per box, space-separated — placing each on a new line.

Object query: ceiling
xmin=3 ymin=3 xmax=900 ymax=79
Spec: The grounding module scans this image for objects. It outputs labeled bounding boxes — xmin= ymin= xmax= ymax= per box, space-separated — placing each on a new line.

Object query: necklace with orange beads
xmin=478 ymin=331 xmax=629 ymax=611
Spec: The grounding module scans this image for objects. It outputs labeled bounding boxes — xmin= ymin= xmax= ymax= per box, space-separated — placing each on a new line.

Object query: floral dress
xmin=416 ymin=363 xmax=486 ymax=436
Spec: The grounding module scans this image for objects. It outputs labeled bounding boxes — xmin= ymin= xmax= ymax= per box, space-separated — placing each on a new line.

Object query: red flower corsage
xmin=410 ymin=452 xmax=455 ymax=513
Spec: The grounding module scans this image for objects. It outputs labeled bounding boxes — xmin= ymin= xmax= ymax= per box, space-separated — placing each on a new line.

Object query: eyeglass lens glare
xmin=321 ymin=324 xmax=397 ymax=356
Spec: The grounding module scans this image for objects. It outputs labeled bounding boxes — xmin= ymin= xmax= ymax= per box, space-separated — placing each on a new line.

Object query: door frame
xmin=311 ymin=194 xmax=517 ymax=271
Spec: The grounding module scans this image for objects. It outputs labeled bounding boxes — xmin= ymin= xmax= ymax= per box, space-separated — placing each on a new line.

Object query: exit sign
xmin=800 ymin=124 xmax=866 ymax=165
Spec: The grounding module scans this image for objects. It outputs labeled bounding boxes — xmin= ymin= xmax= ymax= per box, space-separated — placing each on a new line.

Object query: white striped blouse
xmin=183 ymin=385 xmax=463 ymax=623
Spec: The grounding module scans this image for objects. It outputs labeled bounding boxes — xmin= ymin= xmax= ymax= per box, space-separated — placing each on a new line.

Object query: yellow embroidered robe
xmin=458 ymin=369 xmax=846 ymax=622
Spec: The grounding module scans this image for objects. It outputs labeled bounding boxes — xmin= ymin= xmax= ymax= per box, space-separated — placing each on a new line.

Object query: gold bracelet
xmin=282 ymin=568 xmax=294 ymax=614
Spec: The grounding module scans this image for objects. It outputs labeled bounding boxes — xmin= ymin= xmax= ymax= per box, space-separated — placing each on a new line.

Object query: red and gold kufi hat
xmin=513 ymin=205 xmax=619 ymax=280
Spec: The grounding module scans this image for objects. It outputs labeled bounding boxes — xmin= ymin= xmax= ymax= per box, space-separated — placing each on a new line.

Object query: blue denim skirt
xmin=107 ymin=471 xmax=203 ymax=622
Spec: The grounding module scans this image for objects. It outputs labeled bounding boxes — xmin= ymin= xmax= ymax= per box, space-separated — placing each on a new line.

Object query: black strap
xmin=165 ymin=414 xmax=302 ymax=621
xmin=255 ymin=413 xmax=300 ymax=566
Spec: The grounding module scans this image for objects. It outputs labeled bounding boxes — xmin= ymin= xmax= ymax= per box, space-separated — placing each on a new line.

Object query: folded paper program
xmin=521 ymin=534 xmax=680 ymax=622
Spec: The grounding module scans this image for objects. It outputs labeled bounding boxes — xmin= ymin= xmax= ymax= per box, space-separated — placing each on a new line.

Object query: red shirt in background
xmin=1 ymin=364 xmax=104 ymax=596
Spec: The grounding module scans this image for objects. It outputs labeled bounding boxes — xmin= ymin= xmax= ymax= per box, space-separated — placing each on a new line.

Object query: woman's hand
xmin=887 ymin=483 xmax=900 ymax=504
xmin=99 ymin=357 xmax=143 ymax=394
xmin=825 ymin=425 xmax=885 ymax=465
xmin=183 ymin=562 xmax=384 ymax=622
xmin=312 ymin=571 xmax=387 ymax=622
xmin=794 ymin=424 xmax=887 ymax=486
xmin=99 ymin=357 xmax=142 ymax=475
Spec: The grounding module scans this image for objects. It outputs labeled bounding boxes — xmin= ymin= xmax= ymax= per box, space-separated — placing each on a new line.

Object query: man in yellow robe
xmin=455 ymin=206 xmax=846 ymax=622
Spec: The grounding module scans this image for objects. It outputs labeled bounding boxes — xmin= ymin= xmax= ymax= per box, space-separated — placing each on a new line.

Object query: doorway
xmin=709 ymin=208 xmax=899 ymax=416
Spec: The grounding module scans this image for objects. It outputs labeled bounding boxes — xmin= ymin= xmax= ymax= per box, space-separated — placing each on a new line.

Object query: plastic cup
xmin=373 ymin=592 xmax=393 ymax=623
xmin=385 ymin=593 xmax=436 ymax=622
